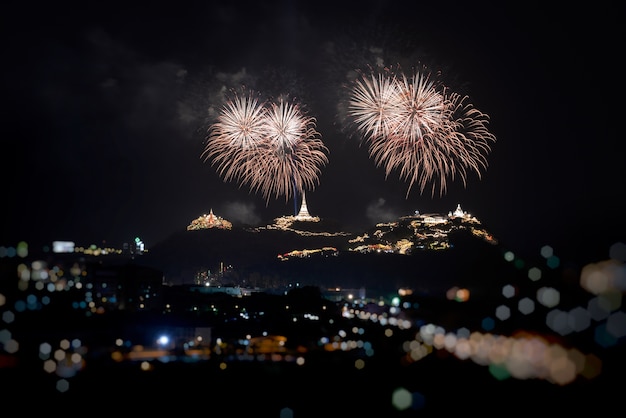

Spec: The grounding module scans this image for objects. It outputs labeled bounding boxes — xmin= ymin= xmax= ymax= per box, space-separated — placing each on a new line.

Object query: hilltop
xmin=141 ymin=206 xmax=512 ymax=297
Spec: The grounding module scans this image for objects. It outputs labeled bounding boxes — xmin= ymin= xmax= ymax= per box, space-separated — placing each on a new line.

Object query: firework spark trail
xmin=246 ymin=98 xmax=328 ymax=203
xmin=201 ymin=91 xmax=268 ymax=184
xmin=346 ymin=65 xmax=496 ymax=197
xmin=348 ymin=72 xmax=400 ymax=142
xmin=204 ymin=91 xmax=329 ymax=206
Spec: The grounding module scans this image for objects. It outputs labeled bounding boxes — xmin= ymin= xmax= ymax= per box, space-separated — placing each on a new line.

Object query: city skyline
xmin=2 ymin=1 xmax=622 ymax=262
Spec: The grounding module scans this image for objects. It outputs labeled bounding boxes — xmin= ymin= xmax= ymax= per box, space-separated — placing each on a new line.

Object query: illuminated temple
xmin=268 ymin=191 xmax=324 ymax=232
xmin=187 ymin=209 xmax=232 ymax=230
xmin=294 ymin=192 xmax=315 ymax=221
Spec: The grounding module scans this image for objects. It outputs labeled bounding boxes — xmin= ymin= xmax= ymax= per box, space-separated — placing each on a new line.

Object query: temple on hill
xmin=270 ymin=191 xmax=321 ymax=231
xmin=448 ymin=204 xmax=472 ymax=219
xmin=294 ymin=192 xmax=315 ymax=221
xmin=187 ymin=209 xmax=232 ymax=230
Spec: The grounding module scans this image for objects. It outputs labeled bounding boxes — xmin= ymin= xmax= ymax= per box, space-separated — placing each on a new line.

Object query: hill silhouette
xmin=140 ymin=215 xmax=521 ymax=302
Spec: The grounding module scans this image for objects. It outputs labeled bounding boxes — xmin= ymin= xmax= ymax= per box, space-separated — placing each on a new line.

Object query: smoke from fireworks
xmin=202 ymin=89 xmax=329 ymax=207
xmin=345 ymin=65 xmax=496 ymax=197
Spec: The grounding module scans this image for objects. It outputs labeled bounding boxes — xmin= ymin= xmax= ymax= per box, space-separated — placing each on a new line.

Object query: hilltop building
xmin=272 ymin=192 xmax=321 ymax=228
xmin=294 ymin=192 xmax=315 ymax=221
xmin=187 ymin=209 xmax=232 ymax=231
xmin=449 ymin=203 xmax=468 ymax=218
xmin=448 ymin=204 xmax=479 ymax=223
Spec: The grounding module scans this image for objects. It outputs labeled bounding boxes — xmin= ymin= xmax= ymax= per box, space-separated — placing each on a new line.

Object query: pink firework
xmin=346 ymin=72 xmax=400 ymax=143
xmin=202 ymin=90 xmax=268 ymax=185
xmin=346 ymin=65 xmax=496 ymax=197
xmin=203 ymin=91 xmax=329 ymax=205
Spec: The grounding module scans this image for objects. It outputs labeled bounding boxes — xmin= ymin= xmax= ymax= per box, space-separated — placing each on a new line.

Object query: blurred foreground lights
xmin=416 ymin=325 xmax=594 ymax=385
xmin=518 ymin=297 xmax=535 ymax=315
xmin=546 ymin=309 xmax=572 ymax=336
xmin=528 ymin=267 xmax=542 ymax=281
xmin=606 ymin=311 xmax=626 ymax=339
xmin=392 ymin=387 xmax=425 ymax=411
xmin=580 ymin=259 xmax=626 ymax=295
xmin=43 ymin=359 xmax=56 ymax=373
xmin=595 ymin=324 xmax=618 ymax=348
xmin=54 ymin=349 xmax=65 ymax=362
xmin=2 ymin=338 xmax=18 ymax=354
xmin=502 ymin=335 xmax=579 ymax=384
xmin=16 ymin=241 xmax=28 ymax=258
xmin=39 ymin=342 xmax=52 ymax=359
xmin=568 ymin=307 xmax=591 ymax=332
xmin=610 ymin=241 xmax=626 ymax=262
xmin=540 ymin=245 xmax=553 ymax=258
xmin=56 ymin=379 xmax=69 ymax=393
xmin=587 ymin=296 xmax=612 ymax=321
xmin=403 ymin=340 xmax=431 ymax=362
xmin=456 ymin=288 xmax=470 ymax=302
xmin=545 ymin=306 xmax=594 ymax=336
xmin=2 ymin=310 xmax=15 ymax=324
xmin=502 ymin=284 xmax=516 ymax=298
xmin=0 ymin=329 xmax=13 ymax=348
xmin=592 ymin=310 xmax=626 ymax=347
xmin=446 ymin=286 xmax=470 ymax=302
xmin=495 ymin=305 xmax=511 ymax=321
xmin=546 ymin=255 xmax=560 ymax=269
xmin=481 ymin=317 xmax=495 ymax=331
xmin=56 ymin=354 xmax=82 ymax=378
xmin=537 ymin=287 xmax=560 ymax=308
xmin=279 ymin=408 xmax=294 ymax=418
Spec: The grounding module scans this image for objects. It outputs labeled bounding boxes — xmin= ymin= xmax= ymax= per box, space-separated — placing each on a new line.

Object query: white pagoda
xmin=294 ymin=191 xmax=313 ymax=220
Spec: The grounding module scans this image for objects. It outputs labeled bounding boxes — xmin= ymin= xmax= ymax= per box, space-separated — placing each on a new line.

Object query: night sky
xmin=2 ymin=0 xmax=622 ymax=263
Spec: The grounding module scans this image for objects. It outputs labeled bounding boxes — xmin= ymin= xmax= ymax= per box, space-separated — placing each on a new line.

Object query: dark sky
xmin=1 ymin=0 xmax=623 ymax=262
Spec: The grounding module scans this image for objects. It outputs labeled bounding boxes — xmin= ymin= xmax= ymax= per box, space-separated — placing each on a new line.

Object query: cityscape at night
xmin=1 ymin=200 xmax=625 ymax=415
xmin=1 ymin=0 xmax=623 ymax=415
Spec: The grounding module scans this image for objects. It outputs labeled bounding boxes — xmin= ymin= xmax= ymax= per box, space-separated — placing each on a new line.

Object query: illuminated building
xmin=187 ymin=209 xmax=233 ymax=230
xmin=294 ymin=191 xmax=314 ymax=220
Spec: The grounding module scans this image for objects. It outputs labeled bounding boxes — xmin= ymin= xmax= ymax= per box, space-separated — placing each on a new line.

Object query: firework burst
xmin=203 ymin=90 xmax=329 ymax=206
xmin=201 ymin=91 xmax=268 ymax=185
xmin=346 ymin=65 xmax=496 ymax=197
